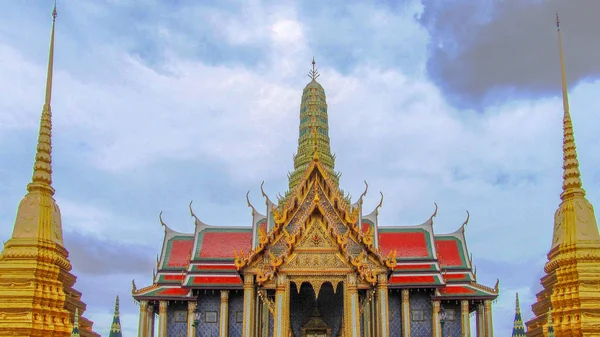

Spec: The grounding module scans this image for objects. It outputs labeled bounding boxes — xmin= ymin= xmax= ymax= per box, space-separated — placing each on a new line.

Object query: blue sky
xmin=1 ymin=0 xmax=600 ymax=335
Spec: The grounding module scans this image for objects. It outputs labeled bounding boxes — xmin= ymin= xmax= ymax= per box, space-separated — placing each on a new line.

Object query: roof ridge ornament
xmin=375 ymin=192 xmax=384 ymax=216
xmin=462 ymin=210 xmax=470 ymax=229
xmin=308 ymin=57 xmax=320 ymax=81
xmin=246 ymin=191 xmax=257 ymax=216
xmin=358 ymin=181 xmax=369 ymax=206
xmin=430 ymin=202 xmax=439 ymax=220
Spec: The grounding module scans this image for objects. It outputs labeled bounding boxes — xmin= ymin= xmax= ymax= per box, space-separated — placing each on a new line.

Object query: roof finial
xmin=109 ymin=296 xmax=123 ymax=336
xmin=28 ymin=3 xmax=59 ymax=194
xmin=556 ymin=15 xmax=585 ymax=201
xmin=308 ymin=57 xmax=320 ymax=81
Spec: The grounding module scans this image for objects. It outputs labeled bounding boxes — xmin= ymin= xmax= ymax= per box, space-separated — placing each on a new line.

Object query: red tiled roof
xmin=186 ymin=275 xmax=243 ymax=287
xmin=394 ymin=264 xmax=436 ymax=271
xmin=162 ymin=236 xmax=194 ymax=269
xmin=435 ymin=238 xmax=466 ymax=268
xmin=389 ymin=275 xmax=442 ymax=286
xmin=379 ymin=231 xmax=432 ymax=259
xmin=195 ymin=229 xmax=252 ymax=260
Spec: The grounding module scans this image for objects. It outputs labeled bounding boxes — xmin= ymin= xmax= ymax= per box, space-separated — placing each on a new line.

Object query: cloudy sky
xmin=1 ymin=0 xmax=600 ymax=335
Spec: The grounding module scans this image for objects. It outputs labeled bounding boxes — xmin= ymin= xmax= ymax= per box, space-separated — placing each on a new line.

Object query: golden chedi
xmin=0 ymin=5 xmax=99 ymax=337
xmin=526 ymin=16 xmax=600 ymax=337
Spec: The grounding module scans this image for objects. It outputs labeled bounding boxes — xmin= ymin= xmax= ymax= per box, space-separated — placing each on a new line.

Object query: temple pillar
xmin=344 ymin=274 xmax=361 ymax=337
xmin=476 ymin=303 xmax=485 ymax=337
xmin=273 ymin=274 xmax=290 ymax=337
xmin=146 ymin=303 xmax=155 ymax=337
xmin=260 ymin=299 xmax=269 ymax=337
xmin=484 ymin=300 xmax=494 ymax=337
xmin=220 ymin=290 xmax=229 ymax=337
xmin=242 ymin=274 xmax=256 ymax=337
xmin=371 ymin=292 xmax=378 ymax=337
xmin=432 ymin=300 xmax=441 ymax=337
xmin=362 ymin=297 xmax=371 ymax=337
xmin=401 ymin=289 xmax=410 ymax=337
xmin=187 ymin=301 xmax=197 ymax=337
xmin=158 ymin=301 xmax=167 ymax=337
xmin=376 ymin=274 xmax=390 ymax=337
xmin=461 ymin=300 xmax=470 ymax=337
xmin=138 ymin=300 xmax=148 ymax=337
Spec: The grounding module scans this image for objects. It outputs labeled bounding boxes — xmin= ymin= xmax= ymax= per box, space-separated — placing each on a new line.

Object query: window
xmin=446 ymin=309 xmax=456 ymax=321
xmin=411 ymin=309 xmax=425 ymax=322
xmin=205 ymin=311 xmax=218 ymax=323
xmin=174 ymin=310 xmax=187 ymax=323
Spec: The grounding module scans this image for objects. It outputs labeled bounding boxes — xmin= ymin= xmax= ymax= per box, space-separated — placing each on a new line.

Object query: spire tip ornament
xmin=308 ymin=57 xmax=320 ymax=81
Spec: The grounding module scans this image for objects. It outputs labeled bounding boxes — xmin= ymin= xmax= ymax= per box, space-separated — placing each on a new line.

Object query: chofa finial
xmin=308 ymin=57 xmax=320 ymax=81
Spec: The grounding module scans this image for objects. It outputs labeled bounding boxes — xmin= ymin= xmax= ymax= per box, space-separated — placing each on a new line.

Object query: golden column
xmin=371 ymin=295 xmax=378 ymax=336
xmin=138 ymin=300 xmax=148 ymax=337
xmin=461 ymin=300 xmax=470 ymax=337
xmin=157 ymin=301 xmax=167 ymax=337
xmin=273 ymin=274 xmax=290 ymax=337
xmin=401 ymin=289 xmax=410 ymax=337
xmin=220 ymin=290 xmax=230 ymax=337
xmin=344 ymin=274 xmax=361 ymax=337
xmin=146 ymin=303 xmax=155 ymax=337
xmin=187 ymin=301 xmax=197 ymax=337
xmin=242 ymin=274 xmax=256 ymax=337
xmin=432 ymin=300 xmax=441 ymax=337
xmin=261 ymin=300 xmax=270 ymax=337
xmin=476 ymin=303 xmax=485 ymax=337
xmin=376 ymin=274 xmax=390 ymax=337
xmin=484 ymin=300 xmax=494 ymax=337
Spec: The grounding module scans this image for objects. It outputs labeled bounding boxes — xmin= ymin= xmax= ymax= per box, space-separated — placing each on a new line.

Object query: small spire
xmin=71 ymin=308 xmax=80 ymax=337
xmin=28 ymin=3 xmax=58 ymax=195
xmin=108 ymin=296 xmax=123 ymax=337
xmin=556 ymin=14 xmax=585 ymax=201
xmin=511 ymin=293 xmax=526 ymax=337
xmin=308 ymin=57 xmax=320 ymax=81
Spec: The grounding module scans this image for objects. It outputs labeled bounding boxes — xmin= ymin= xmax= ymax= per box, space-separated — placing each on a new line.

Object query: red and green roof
xmin=184 ymin=275 xmax=243 ymax=288
xmin=379 ymin=225 xmax=436 ymax=261
xmin=193 ymin=228 xmax=252 ymax=261
xmin=160 ymin=235 xmax=194 ymax=270
xmin=434 ymin=284 xmax=497 ymax=299
xmin=389 ymin=274 xmax=444 ymax=287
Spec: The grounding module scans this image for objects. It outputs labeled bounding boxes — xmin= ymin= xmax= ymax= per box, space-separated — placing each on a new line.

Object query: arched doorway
xmin=289 ymin=282 xmax=343 ymax=337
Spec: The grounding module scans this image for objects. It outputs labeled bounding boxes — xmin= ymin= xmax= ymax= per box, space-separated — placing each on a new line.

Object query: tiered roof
xmin=133 ymin=197 xmax=497 ymax=301
xmin=133 ymin=63 xmax=498 ymax=304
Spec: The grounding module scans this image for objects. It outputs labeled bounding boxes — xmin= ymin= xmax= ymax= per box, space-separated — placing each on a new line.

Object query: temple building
xmin=132 ymin=60 xmax=500 ymax=337
xmin=525 ymin=16 xmax=600 ymax=337
xmin=0 ymin=5 xmax=99 ymax=337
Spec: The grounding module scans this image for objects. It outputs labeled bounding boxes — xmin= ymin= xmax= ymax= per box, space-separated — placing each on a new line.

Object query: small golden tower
xmin=0 ymin=4 xmax=99 ymax=337
xmin=525 ymin=15 xmax=600 ymax=337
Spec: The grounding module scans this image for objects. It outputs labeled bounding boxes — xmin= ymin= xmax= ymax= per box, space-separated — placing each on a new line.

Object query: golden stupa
xmin=525 ymin=16 xmax=600 ymax=337
xmin=0 ymin=5 xmax=99 ymax=337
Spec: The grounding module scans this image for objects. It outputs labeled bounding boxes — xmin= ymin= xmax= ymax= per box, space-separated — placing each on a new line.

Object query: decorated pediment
xmin=234 ymin=160 xmax=397 ymax=287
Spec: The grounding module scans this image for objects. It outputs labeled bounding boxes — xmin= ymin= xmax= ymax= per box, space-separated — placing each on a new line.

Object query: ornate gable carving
xmin=235 ymin=161 xmax=397 ymax=287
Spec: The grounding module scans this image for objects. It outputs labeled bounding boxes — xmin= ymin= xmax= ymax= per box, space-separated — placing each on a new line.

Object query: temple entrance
xmin=289 ymin=282 xmax=343 ymax=337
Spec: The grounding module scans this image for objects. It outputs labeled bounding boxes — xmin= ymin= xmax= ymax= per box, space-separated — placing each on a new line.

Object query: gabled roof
xmin=236 ymin=160 xmax=396 ymax=286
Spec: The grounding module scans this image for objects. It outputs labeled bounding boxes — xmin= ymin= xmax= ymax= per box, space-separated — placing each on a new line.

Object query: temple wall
xmin=196 ymin=292 xmax=220 ymax=337
xmin=388 ymin=290 xmax=402 ymax=336
xmin=441 ymin=302 xmax=462 ymax=337
xmin=228 ymin=291 xmax=244 ymax=337
xmin=166 ymin=302 xmax=188 ymax=337
xmin=410 ymin=292 xmax=433 ymax=336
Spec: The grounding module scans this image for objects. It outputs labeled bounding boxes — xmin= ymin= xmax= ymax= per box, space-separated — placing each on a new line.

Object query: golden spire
xmin=556 ymin=14 xmax=584 ymax=201
xmin=28 ymin=1 xmax=58 ymax=196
